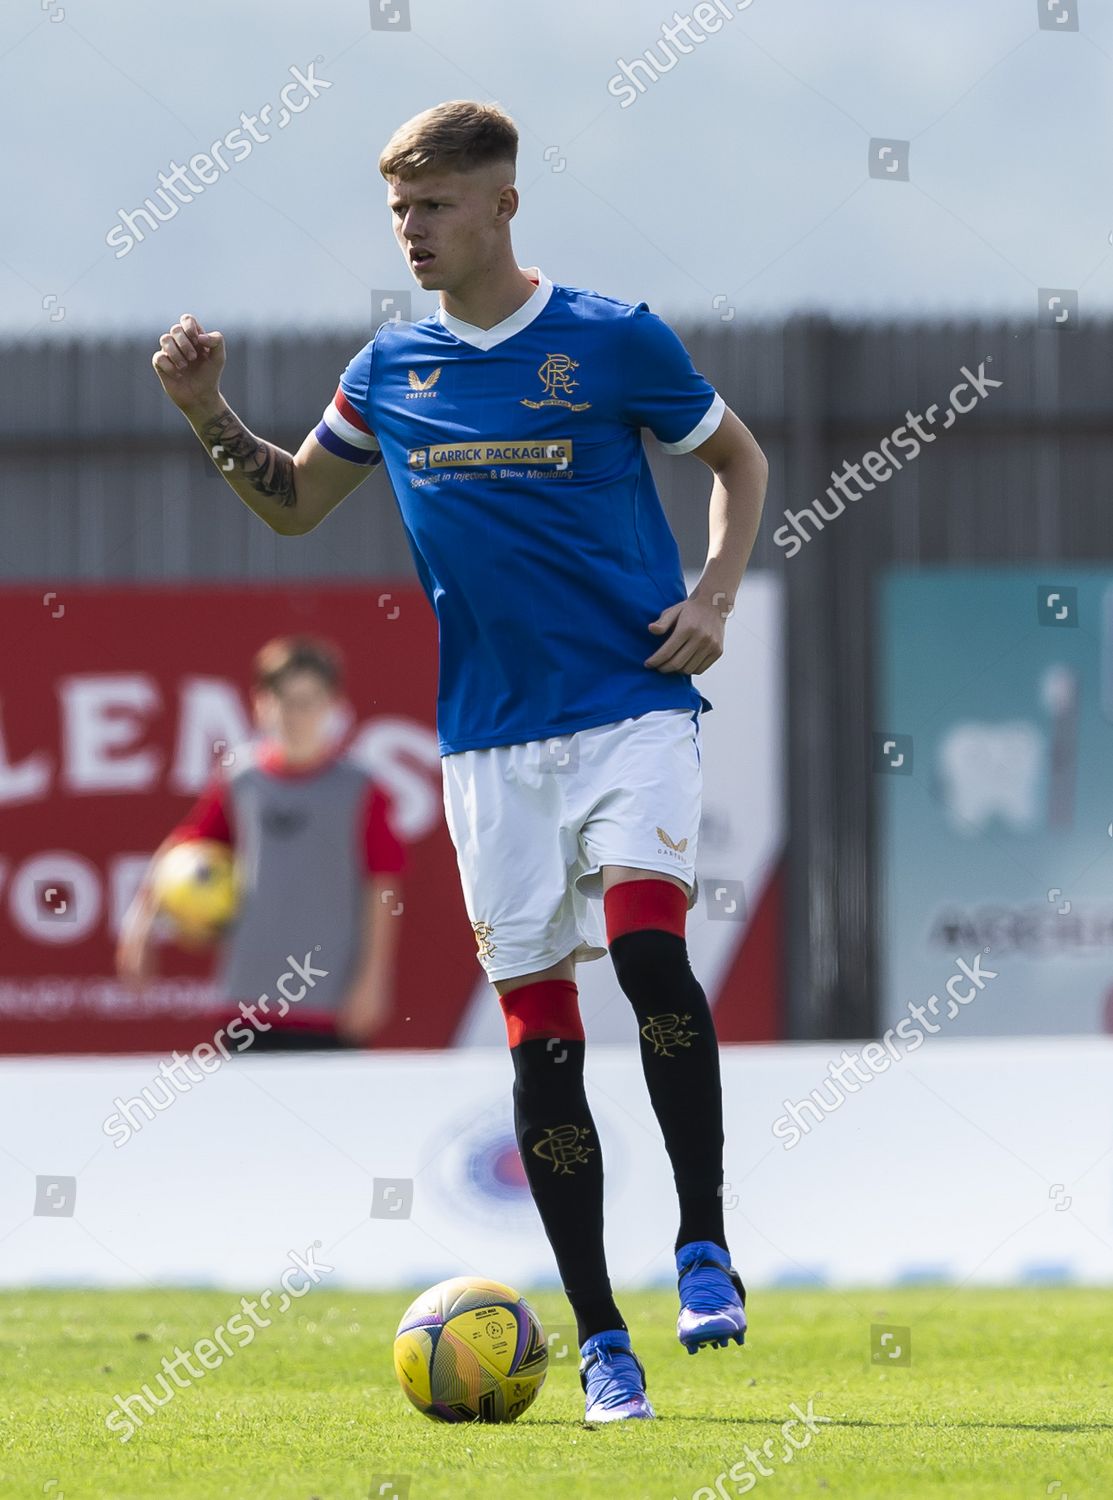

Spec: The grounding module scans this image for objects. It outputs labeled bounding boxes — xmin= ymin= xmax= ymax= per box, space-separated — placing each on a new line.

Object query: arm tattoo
xmin=200 ymin=411 xmax=296 ymax=508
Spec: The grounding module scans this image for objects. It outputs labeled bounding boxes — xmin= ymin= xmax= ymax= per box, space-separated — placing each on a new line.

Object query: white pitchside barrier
xmin=2 ymin=1038 xmax=1110 ymax=1290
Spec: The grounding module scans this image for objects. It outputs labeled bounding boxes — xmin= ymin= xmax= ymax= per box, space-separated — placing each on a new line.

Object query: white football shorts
xmin=441 ymin=707 xmax=702 ymax=983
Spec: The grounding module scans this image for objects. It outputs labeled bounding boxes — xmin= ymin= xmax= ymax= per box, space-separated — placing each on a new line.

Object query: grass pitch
xmin=2 ymin=1286 xmax=1109 ymax=1499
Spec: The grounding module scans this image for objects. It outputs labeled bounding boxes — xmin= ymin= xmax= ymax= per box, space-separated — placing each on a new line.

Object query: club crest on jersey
xmin=406 ymin=366 xmax=441 ymax=398
xmin=520 ymin=353 xmax=591 ymax=411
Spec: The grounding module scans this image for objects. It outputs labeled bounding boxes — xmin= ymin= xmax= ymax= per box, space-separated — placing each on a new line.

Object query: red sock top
xmin=499 ymin=978 xmax=583 ymax=1046
xmin=604 ymin=878 xmax=688 ymax=944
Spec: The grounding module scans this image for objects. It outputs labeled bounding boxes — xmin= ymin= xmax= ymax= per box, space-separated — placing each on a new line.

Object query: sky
xmin=2 ymin=0 xmax=1112 ymax=336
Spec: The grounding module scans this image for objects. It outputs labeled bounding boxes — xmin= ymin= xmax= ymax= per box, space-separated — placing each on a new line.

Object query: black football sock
xmin=509 ymin=1037 xmax=626 ymax=1346
xmin=609 ymin=928 xmax=728 ymax=1255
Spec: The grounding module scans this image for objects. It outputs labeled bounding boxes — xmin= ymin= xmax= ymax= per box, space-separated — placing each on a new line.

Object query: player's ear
xmin=495 ymin=184 xmax=519 ymax=224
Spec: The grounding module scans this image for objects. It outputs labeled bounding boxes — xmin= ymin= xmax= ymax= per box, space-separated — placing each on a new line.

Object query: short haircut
xmin=379 ymin=99 xmax=518 ymax=180
xmin=251 ymin=636 xmax=343 ymax=694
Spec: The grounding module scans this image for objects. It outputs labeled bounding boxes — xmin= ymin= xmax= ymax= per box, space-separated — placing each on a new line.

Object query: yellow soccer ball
xmin=393 ymin=1276 xmax=549 ymax=1423
xmin=151 ymin=839 xmax=238 ymax=940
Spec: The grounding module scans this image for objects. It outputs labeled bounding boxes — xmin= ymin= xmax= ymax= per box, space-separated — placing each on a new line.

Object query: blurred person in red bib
xmin=117 ymin=635 xmax=405 ymax=1051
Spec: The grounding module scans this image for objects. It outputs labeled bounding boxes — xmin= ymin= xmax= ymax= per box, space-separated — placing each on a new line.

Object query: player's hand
xmin=151 ymin=313 xmax=226 ymax=415
xmin=644 ymin=593 xmax=727 ymax=675
xmin=172 ymin=924 xmax=221 ymax=954
xmin=116 ymin=910 xmax=158 ymax=987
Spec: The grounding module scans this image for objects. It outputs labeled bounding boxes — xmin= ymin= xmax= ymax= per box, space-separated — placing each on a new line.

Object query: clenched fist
xmin=151 ymin=312 xmax=226 ymax=416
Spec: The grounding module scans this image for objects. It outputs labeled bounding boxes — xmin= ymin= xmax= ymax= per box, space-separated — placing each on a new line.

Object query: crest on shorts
xmin=640 ymin=1013 xmax=697 ymax=1058
xmin=471 ymin=920 xmax=497 ymax=962
xmin=657 ymin=826 xmax=689 ymax=853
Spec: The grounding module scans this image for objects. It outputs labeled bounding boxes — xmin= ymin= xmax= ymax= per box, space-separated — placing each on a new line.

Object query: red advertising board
xmin=0 ymin=583 xmax=478 ymax=1052
xmin=0 ymin=583 xmax=782 ymax=1052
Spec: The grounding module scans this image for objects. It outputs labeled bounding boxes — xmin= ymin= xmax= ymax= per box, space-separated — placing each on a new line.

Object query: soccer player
xmin=149 ymin=100 xmax=768 ymax=1421
xmin=117 ymin=636 xmax=406 ymax=1051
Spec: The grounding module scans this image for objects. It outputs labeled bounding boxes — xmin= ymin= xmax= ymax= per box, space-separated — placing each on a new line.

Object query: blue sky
xmin=2 ymin=0 xmax=1111 ymax=335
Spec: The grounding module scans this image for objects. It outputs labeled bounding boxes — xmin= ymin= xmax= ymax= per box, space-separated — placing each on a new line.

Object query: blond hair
xmin=379 ymin=99 xmax=518 ymax=180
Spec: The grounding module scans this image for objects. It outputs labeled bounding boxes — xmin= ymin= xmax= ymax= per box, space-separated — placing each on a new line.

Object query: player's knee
xmin=498 ymin=978 xmax=584 ymax=1050
xmin=609 ymin=926 xmax=693 ymax=1001
xmin=604 ymin=880 xmax=693 ymax=998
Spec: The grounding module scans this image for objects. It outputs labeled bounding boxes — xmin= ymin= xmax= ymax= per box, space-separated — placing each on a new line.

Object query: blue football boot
xmin=579 ymin=1329 xmax=655 ymax=1422
xmin=676 ymin=1239 xmax=747 ymax=1354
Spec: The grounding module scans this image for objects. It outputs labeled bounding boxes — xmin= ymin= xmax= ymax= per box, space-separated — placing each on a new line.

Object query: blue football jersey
xmin=316 ymin=267 xmax=724 ymax=755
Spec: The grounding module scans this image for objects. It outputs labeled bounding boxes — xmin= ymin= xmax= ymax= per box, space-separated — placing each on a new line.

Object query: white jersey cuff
xmin=659 ymin=392 xmax=726 ymax=455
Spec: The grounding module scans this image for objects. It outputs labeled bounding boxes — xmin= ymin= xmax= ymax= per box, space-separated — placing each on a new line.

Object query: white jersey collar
xmin=436 ymin=266 xmax=552 ymax=350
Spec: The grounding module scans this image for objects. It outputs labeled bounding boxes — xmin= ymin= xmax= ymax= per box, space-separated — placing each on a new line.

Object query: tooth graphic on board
xmin=936 ymin=722 xmax=1043 ymax=833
